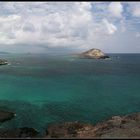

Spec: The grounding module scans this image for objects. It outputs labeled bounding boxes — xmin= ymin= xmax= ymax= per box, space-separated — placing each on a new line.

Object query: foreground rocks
xmin=79 ymin=48 xmax=109 ymax=59
xmin=0 ymin=110 xmax=15 ymax=123
xmin=45 ymin=112 xmax=140 ymax=138
xmin=0 ymin=127 xmax=39 ymax=138
xmin=0 ymin=111 xmax=140 ymax=138
xmin=0 ymin=110 xmax=39 ymax=138
xmin=45 ymin=121 xmax=95 ymax=138
xmin=0 ymin=59 xmax=8 ymax=65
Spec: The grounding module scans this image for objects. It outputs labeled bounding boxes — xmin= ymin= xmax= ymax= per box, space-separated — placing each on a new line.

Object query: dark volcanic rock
xmin=79 ymin=48 xmax=109 ymax=59
xmin=0 ymin=110 xmax=15 ymax=123
xmin=0 ymin=127 xmax=39 ymax=138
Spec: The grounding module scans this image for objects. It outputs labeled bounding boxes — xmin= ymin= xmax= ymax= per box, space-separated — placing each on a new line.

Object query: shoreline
xmin=45 ymin=112 xmax=140 ymax=138
xmin=0 ymin=111 xmax=139 ymax=138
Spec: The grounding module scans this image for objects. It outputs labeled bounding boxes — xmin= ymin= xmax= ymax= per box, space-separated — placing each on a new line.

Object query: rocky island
xmin=79 ymin=48 xmax=109 ymax=59
xmin=0 ymin=59 xmax=8 ymax=65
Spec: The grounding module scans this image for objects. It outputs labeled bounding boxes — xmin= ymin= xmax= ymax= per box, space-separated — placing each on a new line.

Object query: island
xmin=0 ymin=59 xmax=8 ymax=65
xmin=79 ymin=48 xmax=109 ymax=59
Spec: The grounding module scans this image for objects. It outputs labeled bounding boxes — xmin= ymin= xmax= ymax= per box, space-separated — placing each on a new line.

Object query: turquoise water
xmin=0 ymin=53 xmax=140 ymax=135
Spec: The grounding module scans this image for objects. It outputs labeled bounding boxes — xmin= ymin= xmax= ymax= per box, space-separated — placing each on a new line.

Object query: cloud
xmin=108 ymin=2 xmax=123 ymax=18
xmin=136 ymin=32 xmax=140 ymax=38
xmin=0 ymin=2 xmax=139 ymax=53
xmin=22 ymin=22 xmax=36 ymax=32
xmin=102 ymin=19 xmax=117 ymax=35
xmin=0 ymin=2 xmax=119 ymax=48
xmin=129 ymin=2 xmax=140 ymax=17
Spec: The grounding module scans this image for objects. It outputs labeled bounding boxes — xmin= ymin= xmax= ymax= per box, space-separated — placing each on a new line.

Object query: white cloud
xmin=75 ymin=2 xmax=92 ymax=10
xmin=108 ymin=2 xmax=123 ymax=18
xmin=0 ymin=15 xmax=21 ymax=22
xmin=102 ymin=19 xmax=117 ymax=35
xmin=0 ymin=2 xmax=122 ymax=50
xmin=129 ymin=3 xmax=140 ymax=17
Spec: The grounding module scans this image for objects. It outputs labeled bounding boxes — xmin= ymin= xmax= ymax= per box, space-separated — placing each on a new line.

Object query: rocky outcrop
xmin=45 ymin=121 xmax=95 ymax=138
xmin=0 ymin=111 xmax=140 ymax=138
xmin=94 ymin=112 xmax=140 ymax=138
xmin=0 ymin=127 xmax=39 ymax=138
xmin=0 ymin=110 xmax=15 ymax=123
xmin=79 ymin=48 xmax=109 ymax=59
xmin=0 ymin=59 xmax=8 ymax=65
xmin=0 ymin=110 xmax=38 ymax=138
xmin=45 ymin=112 xmax=140 ymax=138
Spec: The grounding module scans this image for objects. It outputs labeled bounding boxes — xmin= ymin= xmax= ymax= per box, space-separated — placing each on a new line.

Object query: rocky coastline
xmin=0 ymin=110 xmax=139 ymax=138
xmin=0 ymin=110 xmax=39 ymax=138
xmin=0 ymin=110 xmax=15 ymax=123
xmin=45 ymin=112 xmax=140 ymax=138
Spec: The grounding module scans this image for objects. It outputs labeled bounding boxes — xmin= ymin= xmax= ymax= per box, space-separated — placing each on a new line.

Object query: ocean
xmin=0 ymin=53 xmax=139 ymax=135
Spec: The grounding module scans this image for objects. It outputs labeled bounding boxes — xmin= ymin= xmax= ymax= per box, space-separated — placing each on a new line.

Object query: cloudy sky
xmin=0 ymin=2 xmax=140 ymax=53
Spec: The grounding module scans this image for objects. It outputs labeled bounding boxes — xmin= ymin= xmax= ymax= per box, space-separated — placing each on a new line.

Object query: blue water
xmin=0 ymin=53 xmax=140 ymax=135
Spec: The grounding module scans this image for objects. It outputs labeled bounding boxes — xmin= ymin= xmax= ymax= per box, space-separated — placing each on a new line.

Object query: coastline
xmin=0 ymin=111 xmax=139 ymax=138
xmin=45 ymin=112 xmax=140 ymax=138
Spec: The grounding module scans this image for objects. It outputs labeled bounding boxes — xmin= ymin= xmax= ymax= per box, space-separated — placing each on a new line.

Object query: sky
xmin=0 ymin=2 xmax=140 ymax=53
